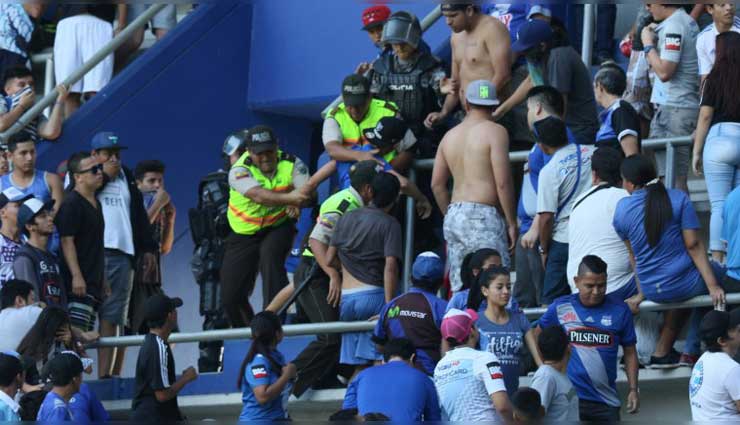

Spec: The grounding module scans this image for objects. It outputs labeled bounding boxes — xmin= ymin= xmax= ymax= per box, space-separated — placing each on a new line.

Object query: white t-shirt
xmin=537 ymin=144 xmax=594 ymax=243
xmin=531 ymin=365 xmax=579 ymax=422
xmin=433 ymin=346 xmax=507 ymax=423
xmin=0 ymin=305 xmax=43 ymax=352
xmin=696 ymin=18 xmax=740 ymax=76
xmin=97 ymin=170 xmax=134 ymax=256
xmin=567 ymin=185 xmax=633 ymax=295
xmin=690 ymin=351 xmax=740 ymax=421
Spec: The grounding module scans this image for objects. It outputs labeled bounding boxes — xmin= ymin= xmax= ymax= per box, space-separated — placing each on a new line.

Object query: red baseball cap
xmin=441 ymin=308 xmax=479 ymax=344
xmin=362 ymin=5 xmax=391 ymax=31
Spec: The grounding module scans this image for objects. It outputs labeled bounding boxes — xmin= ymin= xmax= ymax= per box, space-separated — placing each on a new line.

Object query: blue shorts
xmin=339 ymin=287 xmax=385 ymax=365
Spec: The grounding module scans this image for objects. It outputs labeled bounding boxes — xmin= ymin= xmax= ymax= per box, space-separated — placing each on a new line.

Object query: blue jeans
xmin=703 ymin=122 xmax=740 ymax=252
xmin=543 ymin=241 xmax=571 ymax=305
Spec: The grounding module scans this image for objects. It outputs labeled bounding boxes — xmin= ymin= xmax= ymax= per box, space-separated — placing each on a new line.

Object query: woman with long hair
xmin=614 ymin=155 xmax=726 ymax=368
xmin=692 ymin=31 xmax=740 ymax=263
xmin=446 ymin=248 xmax=502 ymax=313
xmin=238 ymin=311 xmax=296 ymax=421
xmin=473 ymin=266 xmax=542 ymax=395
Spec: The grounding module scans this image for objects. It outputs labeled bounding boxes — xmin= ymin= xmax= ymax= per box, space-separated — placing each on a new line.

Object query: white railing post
xmin=581 ymin=4 xmax=595 ymax=66
xmin=402 ymin=167 xmax=417 ymax=291
xmin=43 ymin=57 xmax=54 ymax=117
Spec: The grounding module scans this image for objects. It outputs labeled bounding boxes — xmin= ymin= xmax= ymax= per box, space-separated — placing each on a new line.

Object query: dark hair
xmin=329 ymin=408 xmax=358 ymax=421
xmin=578 ymin=255 xmax=608 ymax=276
xmin=0 ymin=352 xmax=23 ymax=386
xmin=526 ymin=85 xmax=565 ymax=117
xmin=382 ymin=338 xmax=415 ymax=362
xmin=705 ymin=32 xmax=740 ymax=121
xmin=41 ymin=353 xmax=83 ymax=387
xmin=460 ymin=248 xmax=502 ymax=291
xmin=594 ymin=64 xmax=627 ymax=96
xmin=17 ymin=306 xmax=71 ymax=361
xmin=467 ymin=265 xmax=509 ymax=312
xmin=620 ymin=155 xmax=672 ymax=247
xmin=3 ymin=65 xmax=32 ymax=86
xmin=511 ymin=387 xmax=543 ymax=421
xmin=7 ymin=131 xmax=34 ymax=153
xmin=19 ymin=390 xmax=47 ymax=421
xmin=371 ymin=172 xmax=400 ymax=209
xmin=237 ymin=311 xmax=283 ymax=389
xmin=533 ymin=116 xmax=568 ymax=148
xmin=538 ymin=325 xmax=569 ymax=362
xmin=67 ymin=151 xmax=92 ymax=175
xmin=134 ymin=159 xmax=166 ymax=181
xmin=1 ymin=279 xmax=34 ymax=309
xmin=364 ymin=412 xmax=391 ymax=421
xmin=703 ymin=329 xmax=727 ymax=353
xmin=591 ymin=147 xmax=624 ymax=187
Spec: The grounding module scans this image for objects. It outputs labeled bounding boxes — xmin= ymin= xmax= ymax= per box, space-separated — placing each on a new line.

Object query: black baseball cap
xmin=341 ymin=74 xmax=371 ymax=107
xmin=42 ymin=352 xmax=83 ymax=386
xmin=349 ymin=160 xmax=382 ymax=190
xmin=700 ymin=308 xmax=740 ymax=344
xmin=363 ymin=117 xmax=408 ymax=149
xmin=245 ymin=125 xmax=278 ymax=154
xmin=143 ymin=293 xmax=183 ymax=325
xmin=0 ymin=187 xmax=32 ymax=210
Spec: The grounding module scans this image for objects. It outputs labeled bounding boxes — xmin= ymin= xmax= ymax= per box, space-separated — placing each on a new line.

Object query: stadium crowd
xmin=0 ymin=1 xmax=739 ymax=423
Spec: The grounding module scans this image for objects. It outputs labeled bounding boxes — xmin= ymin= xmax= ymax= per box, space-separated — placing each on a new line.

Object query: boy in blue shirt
xmin=37 ymin=352 xmax=84 ymax=421
xmin=537 ymin=255 xmax=640 ymax=422
xmin=0 ymin=351 xmax=23 ymax=422
xmin=343 ymin=338 xmax=441 ymax=421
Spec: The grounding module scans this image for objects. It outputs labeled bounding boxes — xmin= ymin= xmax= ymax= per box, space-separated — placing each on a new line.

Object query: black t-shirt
xmin=13 ymin=244 xmax=66 ymax=309
xmin=597 ymin=100 xmax=642 ymax=152
xmin=131 ymin=333 xmax=182 ymax=422
xmin=701 ymin=79 xmax=740 ymax=126
xmin=54 ymin=190 xmax=105 ymax=301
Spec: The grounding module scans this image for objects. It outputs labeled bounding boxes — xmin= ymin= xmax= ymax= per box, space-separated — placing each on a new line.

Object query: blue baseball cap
xmin=91 ymin=131 xmax=127 ymax=151
xmin=512 ymin=18 xmax=553 ymax=53
xmin=412 ymin=251 xmax=445 ymax=283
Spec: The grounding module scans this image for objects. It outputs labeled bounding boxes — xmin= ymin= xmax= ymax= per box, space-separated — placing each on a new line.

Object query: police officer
xmin=189 ymin=129 xmax=248 ymax=372
xmin=323 ymin=74 xmax=418 ymax=172
xmin=220 ymin=125 xmax=310 ymax=328
xmin=369 ymin=11 xmax=446 ymax=157
xmin=290 ymin=160 xmax=380 ymax=397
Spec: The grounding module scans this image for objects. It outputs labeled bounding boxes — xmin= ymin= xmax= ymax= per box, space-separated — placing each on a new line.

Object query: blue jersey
xmin=539 ymin=294 xmax=636 ymax=407
xmin=37 ymin=391 xmax=73 ymax=422
xmin=373 ymin=288 xmax=447 ymax=375
xmin=343 ymin=361 xmax=441 ymax=421
xmin=0 ymin=170 xmax=52 ymax=202
xmin=336 ymin=145 xmax=392 ymax=190
xmin=69 ymin=383 xmax=110 ymax=424
xmin=239 ymin=351 xmax=290 ymax=421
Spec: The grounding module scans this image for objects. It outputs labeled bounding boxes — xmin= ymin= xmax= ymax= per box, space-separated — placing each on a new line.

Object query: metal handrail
xmin=93 ymin=292 xmax=740 ymax=348
xmin=0 ymin=4 xmax=168 ymax=143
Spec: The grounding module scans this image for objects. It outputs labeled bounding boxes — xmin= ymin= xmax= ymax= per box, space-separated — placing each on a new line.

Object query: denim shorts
xmin=339 ymin=287 xmax=385 ymax=365
xmin=99 ymin=251 xmax=134 ymax=326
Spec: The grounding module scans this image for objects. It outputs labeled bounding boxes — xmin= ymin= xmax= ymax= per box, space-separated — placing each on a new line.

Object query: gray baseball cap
xmin=465 ymin=80 xmax=499 ymax=106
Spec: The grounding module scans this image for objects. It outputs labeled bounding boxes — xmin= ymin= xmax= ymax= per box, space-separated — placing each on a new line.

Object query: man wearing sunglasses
xmin=90 ymin=132 xmax=158 ymax=380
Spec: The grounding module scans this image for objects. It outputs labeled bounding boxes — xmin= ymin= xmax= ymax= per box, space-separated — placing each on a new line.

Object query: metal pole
xmin=581 ymin=3 xmax=595 ymax=66
xmin=402 ymin=168 xmax=418 ymax=292
xmin=665 ymin=142 xmax=675 ymax=189
xmin=321 ymin=6 xmax=442 ymax=118
xmin=43 ymin=57 xmax=54 ymax=118
xmin=0 ymin=4 xmax=168 ymax=142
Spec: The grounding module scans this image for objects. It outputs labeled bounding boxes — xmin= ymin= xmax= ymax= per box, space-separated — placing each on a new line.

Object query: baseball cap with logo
xmin=341 ymin=74 xmax=371 ymax=107
xmin=91 ymin=131 xmax=128 ymax=151
xmin=363 ymin=117 xmax=408 ymax=149
xmin=362 ymin=5 xmax=391 ymax=31
xmin=441 ymin=308 xmax=479 ymax=344
xmin=17 ymin=197 xmax=54 ymax=234
xmin=465 ymin=80 xmax=499 ymax=107
xmin=245 ymin=125 xmax=278 ymax=153
xmin=0 ymin=187 xmax=31 ymax=209
xmin=511 ymin=18 xmax=553 ymax=53
xmin=412 ymin=251 xmax=445 ymax=283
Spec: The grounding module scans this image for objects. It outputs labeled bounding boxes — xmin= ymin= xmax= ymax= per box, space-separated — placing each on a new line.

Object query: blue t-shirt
xmin=336 ymin=145 xmax=393 ymax=190
xmin=613 ymin=188 xmax=702 ymax=302
xmin=37 ymin=391 xmax=73 ymax=422
xmin=239 ymin=351 xmax=291 ymax=421
xmin=539 ymin=294 xmax=636 ymax=407
xmin=373 ymin=288 xmax=448 ymax=375
xmin=724 ymin=187 xmax=740 ymax=280
xmin=477 ymin=309 xmax=532 ymax=395
xmin=0 ymin=393 xmax=19 ymax=422
xmin=69 ymin=383 xmax=110 ymax=424
xmin=343 ymin=361 xmax=441 ymax=421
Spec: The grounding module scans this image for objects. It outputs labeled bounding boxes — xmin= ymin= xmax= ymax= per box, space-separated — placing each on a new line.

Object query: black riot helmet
xmin=382 ymin=11 xmax=422 ymax=49
xmin=222 ymin=129 xmax=249 ymax=157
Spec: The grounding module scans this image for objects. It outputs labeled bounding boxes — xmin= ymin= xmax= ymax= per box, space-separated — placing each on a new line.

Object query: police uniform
xmin=220 ymin=130 xmax=309 ymax=328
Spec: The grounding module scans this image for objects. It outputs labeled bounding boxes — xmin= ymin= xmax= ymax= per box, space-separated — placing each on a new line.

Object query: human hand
xmin=141 ymin=252 xmax=159 ymax=284
xmin=710 ymin=285 xmax=726 ymax=310
xmin=18 ymin=89 xmax=35 ymax=110
xmin=56 ymin=326 xmax=72 ymax=346
xmin=416 ymin=198 xmax=432 ymax=219
xmin=627 ymin=390 xmax=639 ymax=414
xmin=286 ymin=206 xmax=300 ymax=219
xmin=327 ymin=273 xmax=342 ymax=308
xmin=355 ymin=62 xmax=371 ymax=75
xmin=155 ymin=187 xmax=171 ymax=208
xmin=640 ymin=24 xmax=656 ymax=48
xmin=55 ymin=84 xmax=70 ymax=103
xmin=424 ymin=111 xmax=447 ymax=129
xmin=692 ymin=154 xmax=702 ymax=176
xmin=356 ymin=149 xmax=383 ymax=165
xmin=540 ymin=252 xmax=548 ymax=270
xmin=182 ymin=366 xmax=198 ymax=382
xmin=439 ymin=77 xmax=459 ymax=95
xmin=72 ymin=275 xmax=87 ymax=297
xmin=625 ymin=293 xmax=645 ymax=315
xmin=507 ymin=224 xmax=518 ymax=253
xmin=282 ymin=363 xmax=298 ymax=380
xmin=491 ymin=105 xmax=508 ymax=122
xmin=520 ymin=227 xmax=538 ymax=250
xmin=368 ymin=315 xmax=380 ymax=322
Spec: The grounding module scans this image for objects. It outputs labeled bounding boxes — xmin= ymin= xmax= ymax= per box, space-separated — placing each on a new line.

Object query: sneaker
xmin=679 ymin=353 xmax=699 ymax=367
xmin=648 ymin=349 xmax=681 ymax=369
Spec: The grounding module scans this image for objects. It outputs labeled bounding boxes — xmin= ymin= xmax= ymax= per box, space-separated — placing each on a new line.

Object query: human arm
xmin=388 ymin=170 xmax=432 ymax=219
xmin=37 ymin=85 xmax=69 ymax=141
xmin=147 ymin=188 xmax=171 ymax=222
xmin=45 ymin=173 xmax=64 ymax=214
xmin=154 ymin=367 xmax=198 ymax=403
xmin=478 ymin=354 xmax=513 ymax=422
xmin=684 ymin=228 xmax=725 ymax=306
xmin=693 ymin=105 xmax=714 ymax=176
xmin=486 ymin=21 xmax=512 ymax=95
xmin=492 ymin=75 xmax=533 ymax=121
xmin=60 ymin=236 xmax=86 ymax=297
xmin=229 ymin=165 xmax=308 ymax=207
xmin=489 ymin=125 xmax=518 ymax=251
xmin=525 ymin=329 xmax=543 ymax=366
xmin=640 ymin=25 xmax=680 ymax=82
xmin=389 ymin=150 xmax=414 ymax=174
xmin=325 ymin=245 xmax=342 ymax=308
xmin=251 ymin=363 xmax=297 ymax=405
xmin=521 ymin=214 xmax=540 ymax=249
xmin=623 ymin=344 xmax=640 ymax=414
xmin=425 ymin=44 xmax=460 ymax=128
xmin=430 ymin=142 xmax=451 ymax=215
xmin=116 ymin=4 xmax=128 ymax=32
xmin=160 ymin=203 xmax=176 ymax=255
xmin=301 ymin=160 xmax=337 ymax=195
xmin=538 ymin=212 xmax=554 ymax=268
xmin=689 ymin=4 xmax=704 ymax=21
xmin=383 ymin=256 xmax=399 ymax=303
xmin=623 ymin=240 xmax=645 ymax=314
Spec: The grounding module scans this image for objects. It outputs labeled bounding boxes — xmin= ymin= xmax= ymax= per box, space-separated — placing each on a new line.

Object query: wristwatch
xmin=643 ymin=45 xmax=655 ymax=54
xmin=538 ymin=246 xmax=546 ymax=255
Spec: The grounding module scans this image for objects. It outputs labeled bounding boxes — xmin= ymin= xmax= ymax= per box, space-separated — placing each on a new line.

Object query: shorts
xmin=339 ymin=286 xmax=385 ymax=365
xmin=99 ymin=250 xmax=134 ymax=326
xmin=68 ymin=294 xmax=100 ymax=332
xmin=127 ymin=4 xmax=177 ymax=32
xmin=443 ymin=202 xmax=510 ymax=292
xmin=54 ymin=14 xmax=113 ymax=93
xmin=647 ymin=105 xmax=697 ymax=179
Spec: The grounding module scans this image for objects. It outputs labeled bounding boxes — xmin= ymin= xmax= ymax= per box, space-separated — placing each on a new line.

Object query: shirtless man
xmin=425 ymin=1 xmax=512 ymax=129
xmin=431 ymin=80 xmax=517 ymax=292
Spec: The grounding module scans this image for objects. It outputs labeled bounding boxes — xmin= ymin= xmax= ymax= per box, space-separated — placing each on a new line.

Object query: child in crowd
xmin=37 ymin=352 xmax=83 ymax=421
xmin=0 ymin=351 xmax=24 ymax=421
xmin=511 ymin=387 xmax=545 ymax=424
xmin=470 ymin=266 xmax=542 ymax=394
xmin=530 ymin=326 xmax=579 ymax=421
xmin=446 ymin=248 xmax=502 ymax=312
xmin=238 ymin=311 xmax=296 ymax=421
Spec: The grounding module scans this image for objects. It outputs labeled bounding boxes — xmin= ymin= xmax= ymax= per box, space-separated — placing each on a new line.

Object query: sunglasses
xmin=77 ymin=164 xmax=103 ymax=175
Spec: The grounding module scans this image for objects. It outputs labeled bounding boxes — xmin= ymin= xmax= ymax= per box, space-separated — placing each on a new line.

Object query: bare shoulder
xmin=481 ymin=15 xmax=509 ymax=37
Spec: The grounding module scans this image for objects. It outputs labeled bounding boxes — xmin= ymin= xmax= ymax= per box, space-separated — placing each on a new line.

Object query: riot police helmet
xmin=382 ymin=11 xmax=422 ymax=49
xmin=222 ymin=129 xmax=249 ymax=156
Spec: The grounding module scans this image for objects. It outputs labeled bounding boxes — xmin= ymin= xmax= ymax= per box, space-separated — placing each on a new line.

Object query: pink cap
xmin=440 ymin=308 xmax=479 ymax=344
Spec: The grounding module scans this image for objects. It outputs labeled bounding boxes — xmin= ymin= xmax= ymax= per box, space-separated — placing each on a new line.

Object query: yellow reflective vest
xmin=327 ymin=99 xmax=398 ymax=146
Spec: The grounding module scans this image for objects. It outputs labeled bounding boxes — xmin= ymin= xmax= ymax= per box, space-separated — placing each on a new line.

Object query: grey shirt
xmin=650 ymin=8 xmax=700 ymax=108
xmin=530 ymin=365 xmax=579 ymax=421
xmin=546 ymin=46 xmax=600 ymax=144
xmin=330 ymin=206 xmax=402 ymax=287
